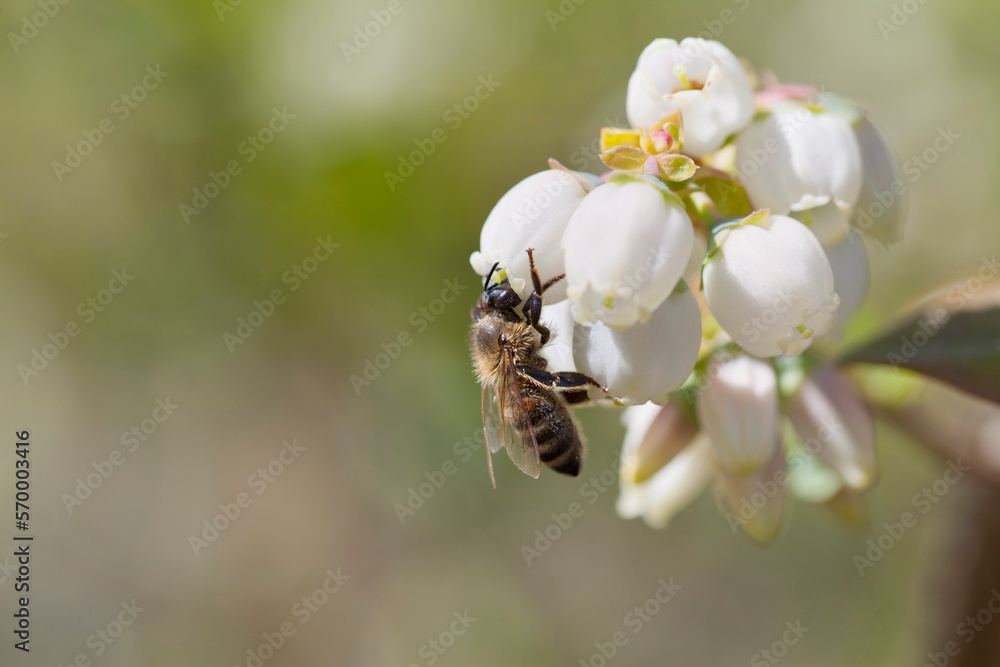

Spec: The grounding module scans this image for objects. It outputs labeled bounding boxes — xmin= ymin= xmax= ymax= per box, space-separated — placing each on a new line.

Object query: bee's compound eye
xmin=498 ymin=334 xmax=506 ymax=346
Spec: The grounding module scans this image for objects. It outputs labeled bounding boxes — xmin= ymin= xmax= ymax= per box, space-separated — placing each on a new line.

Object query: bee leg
xmin=517 ymin=366 xmax=607 ymax=394
xmin=550 ymin=371 xmax=606 ymax=393
xmin=522 ymin=248 xmax=565 ymax=345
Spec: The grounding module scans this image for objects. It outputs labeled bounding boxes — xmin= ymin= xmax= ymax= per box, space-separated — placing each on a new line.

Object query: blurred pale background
xmin=1 ymin=0 xmax=998 ymax=665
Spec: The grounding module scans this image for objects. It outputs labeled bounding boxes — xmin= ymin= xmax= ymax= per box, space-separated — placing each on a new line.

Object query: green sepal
xmin=599 ymin=145 xmax=647 ymax=173
xmin=656 ymin=153 xmax=698 ymax=182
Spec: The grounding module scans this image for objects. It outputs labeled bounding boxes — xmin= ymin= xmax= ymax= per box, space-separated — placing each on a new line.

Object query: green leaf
xmin=842 ymin=307 xmax=1000 ymax=404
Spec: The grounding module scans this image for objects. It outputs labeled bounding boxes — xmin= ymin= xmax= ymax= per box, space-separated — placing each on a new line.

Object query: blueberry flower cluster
xmin=470 ymin=37 xmax=906 ymax=542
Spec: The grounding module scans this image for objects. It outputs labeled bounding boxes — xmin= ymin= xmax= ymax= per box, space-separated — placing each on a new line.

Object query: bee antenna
xmin=484 ymin=262 xmax=500 ymax=290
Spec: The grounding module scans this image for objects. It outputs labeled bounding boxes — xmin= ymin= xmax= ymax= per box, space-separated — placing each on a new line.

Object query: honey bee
xmin=469 ymin=248 xmax=605 ymax=486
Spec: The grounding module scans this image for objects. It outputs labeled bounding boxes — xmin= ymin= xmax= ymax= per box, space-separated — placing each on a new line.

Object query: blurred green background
xmin=1 ymin=0 xmax=998 ymax=664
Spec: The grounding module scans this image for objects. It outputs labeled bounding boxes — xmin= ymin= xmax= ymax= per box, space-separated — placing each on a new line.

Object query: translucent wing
xmin=481 ymin=384 xmax=498 ymax=488
xmin=481 ymin=349 xmax=541 ymax=481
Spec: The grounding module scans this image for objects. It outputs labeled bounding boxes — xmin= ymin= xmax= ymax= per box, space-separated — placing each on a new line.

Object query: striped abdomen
xmin=515 ymin=379 xmax=584 ymax=476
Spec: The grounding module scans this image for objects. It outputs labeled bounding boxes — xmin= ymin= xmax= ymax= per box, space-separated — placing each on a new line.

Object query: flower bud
xmin=696 ymin=355 xmax=779 ymax=475
xmin=626 ymin=38 xmax=755 ymax=157
xmin=574 ymin=285 xmax=701 ymax=405
xmin=735 ymin=106 xmax=862 ymax=245
xmin=562 ymin=175 xmax=694 ymax=330
xmin=703 ymin=212 xmax=839 ymax=358
xmin=787 ymin=365 xmax=877 ymax=490
xmin=470 ymin=169 xmax=594 ymax=303
xmin=617 ymin=436 xmax=713 ymax=529
xmin=714 ymin=445 xmax=786 ymax=543
xmin=620 ymin=401 xmax=699 ymax=483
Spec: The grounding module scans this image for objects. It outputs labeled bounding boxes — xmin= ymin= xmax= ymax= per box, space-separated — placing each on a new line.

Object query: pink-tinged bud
xmin=697 ymin=355 xmax=779 ymax=475
xmin=617 ymin=436 xmax=714 ymax=529
xmin=714 ymin=445 xmax=787 ymax=544
xmin=787 ymin=365 xmax=877 ymax=490
xmin=620 ymin=401 xmax=700 ymax=483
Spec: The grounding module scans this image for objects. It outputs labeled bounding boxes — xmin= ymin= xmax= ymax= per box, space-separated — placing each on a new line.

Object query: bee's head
xmin=478 ymin=262 xmax=521 ymax=311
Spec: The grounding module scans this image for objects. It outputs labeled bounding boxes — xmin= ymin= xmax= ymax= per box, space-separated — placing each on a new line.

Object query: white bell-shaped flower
xmin=703 ymin=211 xmax=839 ymax=358
xmin=696 ymin=355 xmax=779 ymax=476
xmin=617 ymin=435 xmax=714 ymax=529
xmin=735 ymin=106 xmax=863 ymax=245
xmin=824 ymin=234 xmax=869 ymax=336
xmin=850 ymin=116 xmax=907 ymax=245
xmin=574 ymin=285 xmax=701 ymax=405
xmin=470 ymin=169 xmax=595 ymax=303
xmin=626 ymin=38 xmax=755 ymax=157
xmin=562 ymin=175 xmax=694 ymax=330
xmin=537 ymin=300 xmax=577 ymax=372
xmin=714 ymin=445 xmax=787 ymax=543
xmin=787 ymin=365 xmax=877 ymax=490
xmin=619 ymin=401 xmax=699 ymax=483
